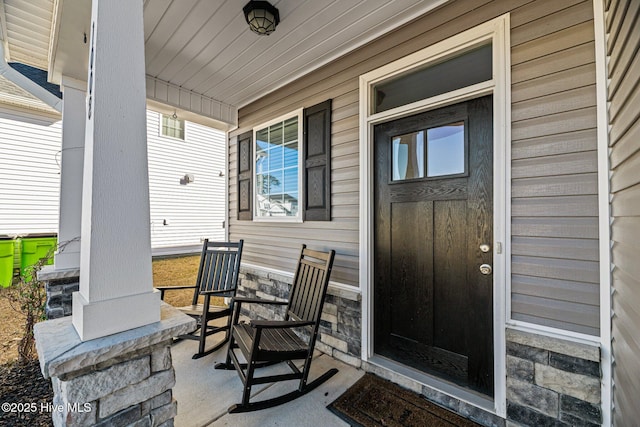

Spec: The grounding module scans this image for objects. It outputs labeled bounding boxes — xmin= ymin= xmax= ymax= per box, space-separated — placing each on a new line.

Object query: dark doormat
xmin=328 ymin=373 xmax=482 ymax=427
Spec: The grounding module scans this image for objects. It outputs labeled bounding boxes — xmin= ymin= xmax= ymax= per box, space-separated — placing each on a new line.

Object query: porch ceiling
xmin=1 ymin=0 xmax=447 ymax=127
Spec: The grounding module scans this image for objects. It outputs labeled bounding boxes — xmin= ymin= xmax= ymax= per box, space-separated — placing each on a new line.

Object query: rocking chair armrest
xmin=200 ymin=288 xmax=236 ymax=296
xmin=233 ymin=297 xmax=288 ymax=306
xmin=230 ymin=297 xmax=289 ymax=326
xmin=155 ymin=285 xmax=197 ymax=291
xmin=249 ymin=319 xmax=315 ymax=329
xmin=154 ymin=285 xmax=197 ymax=300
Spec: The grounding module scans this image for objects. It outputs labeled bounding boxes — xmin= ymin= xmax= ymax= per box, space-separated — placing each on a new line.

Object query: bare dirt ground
xmin=0 ymin=288 xmax=22 ymax=366
xmin=0 ymin=255 xmax=202 ymax=366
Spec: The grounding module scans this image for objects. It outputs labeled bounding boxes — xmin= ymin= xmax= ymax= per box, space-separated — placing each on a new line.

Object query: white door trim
xmin=592 ymin=0 xmax=612 ymax=425
xmin=358 ymin=14 xmax=511 ymax=417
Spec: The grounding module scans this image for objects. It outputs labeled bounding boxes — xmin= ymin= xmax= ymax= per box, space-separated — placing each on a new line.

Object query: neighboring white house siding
xmin=230 ymin=0 xmax=600 ymax=334
xmin=0 ymin=107 xmax=225 ymax=252
xmin=0 ymin=106 xmax=61 ymax=236
xmin=147 ymin=110 xmax=226 ymax=252
xmin=607 ymin=0 xmax=640 ymax=423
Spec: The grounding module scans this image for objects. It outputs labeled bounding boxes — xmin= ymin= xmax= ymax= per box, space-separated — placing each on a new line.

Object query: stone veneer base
xmin=34 ymin=302 xmax=196 ymax=427
xmin=38 ymin=266 xmax=80 ymax=319
xmin=505 ymin=328 xmax=602 ymax=427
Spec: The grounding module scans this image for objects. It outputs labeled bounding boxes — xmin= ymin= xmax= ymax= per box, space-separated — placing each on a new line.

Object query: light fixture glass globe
xmin=243 ymin=1 xmax=280 ymax=35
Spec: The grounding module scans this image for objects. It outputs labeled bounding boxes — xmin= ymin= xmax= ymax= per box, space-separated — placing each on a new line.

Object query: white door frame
xmin=358 ymin=14 xmax=511 ymax=417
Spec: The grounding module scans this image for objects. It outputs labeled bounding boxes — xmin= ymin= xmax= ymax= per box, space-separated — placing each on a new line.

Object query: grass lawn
xmin=0 ymin=254 xmax=215 ymax=366
xmin=152 ymin=254 xmax=200 ymax=307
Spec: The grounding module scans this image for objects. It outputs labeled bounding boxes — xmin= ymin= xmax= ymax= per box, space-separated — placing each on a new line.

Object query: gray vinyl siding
xmin=606 ymin=0 xmax=640 ymax=424
xmin=229 ymin=90 xmax=360 ymax=286
xmin=510 ymin=0 xmax=599 ymax=336
xmin=228 ymin=115 xmax=360 ymax=285
xmin=230 ymin=0 xmax=601 ymax=334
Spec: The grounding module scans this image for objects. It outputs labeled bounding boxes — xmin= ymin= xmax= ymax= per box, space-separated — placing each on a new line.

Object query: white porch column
xmin=72 ymin=0 xmax=159 ymax=341
xmin=54 ymin=76 xmax=86 ymax=270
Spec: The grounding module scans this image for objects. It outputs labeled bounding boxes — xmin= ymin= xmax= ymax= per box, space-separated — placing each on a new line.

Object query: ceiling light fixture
xmin=243 ymin=1 xmax=280 ymax=36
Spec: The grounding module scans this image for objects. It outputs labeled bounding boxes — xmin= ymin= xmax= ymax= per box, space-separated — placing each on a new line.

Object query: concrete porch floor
xmin=171 ymin=338 xmax=365 ymax=427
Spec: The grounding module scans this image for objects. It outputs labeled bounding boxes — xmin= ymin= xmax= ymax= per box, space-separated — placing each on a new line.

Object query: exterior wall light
xmin=243 ymin=1 xmax=280 ymax=35
xmin=181 ymin=174 xmax=194 ymax=185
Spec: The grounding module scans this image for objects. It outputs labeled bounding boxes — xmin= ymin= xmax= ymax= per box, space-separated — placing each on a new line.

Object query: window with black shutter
xmin=236 ymin=99 xmax=331 ymax=222
xmin=237 ymin=130 xmax=253 ymax=220
xmin=303 ymin=99 xmax=331 ymax=221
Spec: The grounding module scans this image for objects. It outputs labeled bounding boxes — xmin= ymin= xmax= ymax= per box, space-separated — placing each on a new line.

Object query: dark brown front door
xmin=374 ymin=96 xmax=493 ymax=396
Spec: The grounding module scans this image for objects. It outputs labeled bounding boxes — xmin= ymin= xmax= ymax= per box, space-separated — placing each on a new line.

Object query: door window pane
xmin=391 ymin=122 xmax=465 ymax=181
xmin=374 ymin=43 xmax=492 ymax=113
xmin=427 ymin=122 xmax=465 ymax=177
xmin=392 ymin=131 xmax=425 ymax=181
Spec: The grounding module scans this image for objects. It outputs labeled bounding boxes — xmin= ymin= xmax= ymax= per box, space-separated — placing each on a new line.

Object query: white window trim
xmin=358 ymin=14 xmax=510 ymax=417
xmin=252 ymin=108 xmax=304 ymax=223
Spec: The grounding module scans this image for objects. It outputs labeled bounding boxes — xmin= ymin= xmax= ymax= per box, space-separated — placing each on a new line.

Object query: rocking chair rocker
xmin=215 ymin=245 xmax=337 ymax=413
xmin=157 ymin=239 xmax=243 ymax=359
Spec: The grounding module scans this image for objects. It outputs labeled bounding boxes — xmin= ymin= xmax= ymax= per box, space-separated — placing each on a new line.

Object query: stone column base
xmin=38 ymin=266 xmax=80 ymax=319
xmin=34 ymin=303 xmax=196 ymax=427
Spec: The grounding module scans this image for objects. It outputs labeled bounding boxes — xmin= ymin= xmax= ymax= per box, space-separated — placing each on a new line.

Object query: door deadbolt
xmin=479 ymin=264 xmax=492 ymax=275
xmin=479 ymin=244 xmax=491 ymax=253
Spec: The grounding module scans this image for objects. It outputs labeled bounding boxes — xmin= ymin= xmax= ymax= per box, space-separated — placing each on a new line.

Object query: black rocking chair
xmin=157 ymin=239 xmax=243 ymax=359
xmin=215 ymin=245 xmax=337 ymax=413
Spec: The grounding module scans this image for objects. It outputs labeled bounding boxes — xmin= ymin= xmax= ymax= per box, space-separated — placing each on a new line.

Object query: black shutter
xmin=303 ymin=99 xmax=332 ymax=221
xmin=237 ymin=130 xmax=253 ymax=220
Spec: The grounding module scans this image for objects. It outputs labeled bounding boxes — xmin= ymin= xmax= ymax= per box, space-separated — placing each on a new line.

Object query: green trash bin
xmin=20 ymin=236 xmax=57 ymax=281
xmin=0 ymin=237 xmax=15 ymax=288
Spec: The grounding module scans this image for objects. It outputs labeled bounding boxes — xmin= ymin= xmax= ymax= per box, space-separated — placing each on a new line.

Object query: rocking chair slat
xmin=216 ymin=244 xmax=337 ymax=412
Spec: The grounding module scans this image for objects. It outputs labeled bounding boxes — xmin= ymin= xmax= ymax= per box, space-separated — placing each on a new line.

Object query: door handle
xmin=479 ymin=264 xmax=492 ymax=275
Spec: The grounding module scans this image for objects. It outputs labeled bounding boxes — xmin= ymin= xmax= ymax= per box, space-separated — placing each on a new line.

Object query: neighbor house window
xmin=254 ymin=110 xmax=303 ymax=220
xmin=161 ymin=114 xmax=185 ymax=140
